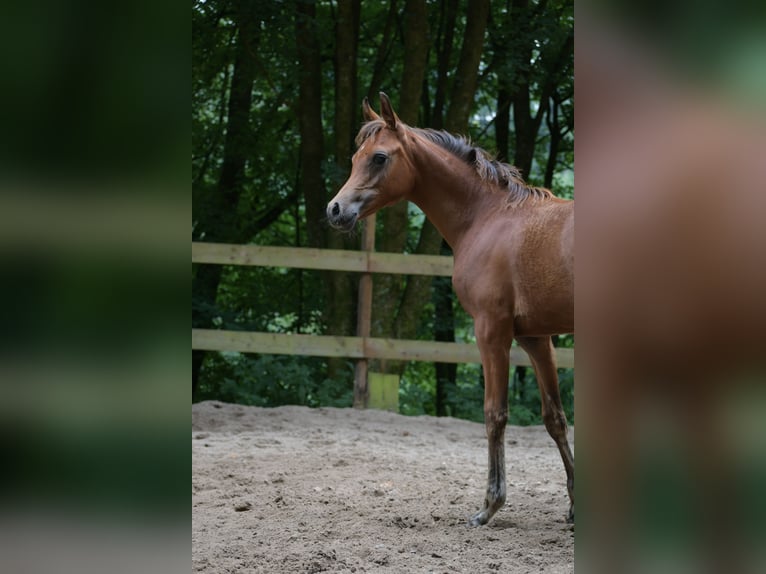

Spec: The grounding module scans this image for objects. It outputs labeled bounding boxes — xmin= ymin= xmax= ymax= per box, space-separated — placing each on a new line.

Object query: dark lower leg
xmin=470 ymin=409 xmax=507 ymax=526
xmin=518 ymin=336 xmax=575 ymax=521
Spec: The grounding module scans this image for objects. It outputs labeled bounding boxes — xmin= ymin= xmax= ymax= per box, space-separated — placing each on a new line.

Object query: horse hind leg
xmin=469 ymin=318 xmax=512 ymax=526
xmin=517 ymin=336 xmax=575 ymax=523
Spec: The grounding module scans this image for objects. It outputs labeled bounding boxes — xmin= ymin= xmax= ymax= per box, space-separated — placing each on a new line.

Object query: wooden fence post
xmin=353 ymin=214 xmax=375 ymax=408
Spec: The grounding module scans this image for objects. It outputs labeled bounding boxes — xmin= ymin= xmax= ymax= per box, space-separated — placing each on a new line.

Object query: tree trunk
xmin=512 ymin=85 xmax=538 ymax=179
xmin=192 ymin=265 xmax=224 ymax=399
xmin=434 ymin=239 xmax=457 ymax=417
xmin=424 ymin=0 xmax=491 ymax=410
xmin=371 ymin=0 xmax=430 ymax=362
xmin=325 ymin=0 xmax=362 ymax=379
xmin=495 ymin=85 xmax=511 ymax=163
xmin=366 ymin=0 xmax=398 ymax=101
xmin=444 ymin=0 xmax=491 ymax=133
xmin=398 ymin=0 xmax=429 ymax=124
xmin=295 ymin=0 xmax=326 ymax=250
xmin=488 ymin=1 xmax=512 ymax=163
xmin=192 ymin=0 xmax=260 ymax=399
xmin=544 ymin=96 xmax=561 ymax=189
xmin=334 ymin=0 xmax=361 ymax=174
xmin=387 ymin=0 xmax=490 ymax=392
xmin=509 ymin=0 xmax=573 ymax=181
xmin=432 ymin=0 xmax=459 ymax=130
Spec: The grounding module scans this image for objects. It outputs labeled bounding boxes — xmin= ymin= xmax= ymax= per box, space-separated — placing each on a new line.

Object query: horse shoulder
xmin=452 ymin=228 xmax=519 ymax=320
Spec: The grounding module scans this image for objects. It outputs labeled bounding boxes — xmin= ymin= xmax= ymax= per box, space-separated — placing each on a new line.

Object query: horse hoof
xmin=468 ymin=511 xmax=489 ymax=527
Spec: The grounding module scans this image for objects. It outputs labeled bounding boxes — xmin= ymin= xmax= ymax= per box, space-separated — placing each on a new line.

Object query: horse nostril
xmin=331 ymin=202 xmax=340 ymax=216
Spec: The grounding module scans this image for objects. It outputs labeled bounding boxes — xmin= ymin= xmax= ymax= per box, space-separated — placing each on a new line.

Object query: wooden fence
xmin=192 ymin=222 xmax=574 ymax=406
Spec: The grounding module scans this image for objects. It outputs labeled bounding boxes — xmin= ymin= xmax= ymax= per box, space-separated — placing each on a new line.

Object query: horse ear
xmin=468 ymin=148 xmax=478 ymax=165
xmin=379 ymin=92 xmax=399 ymax=129
xmin=362 ymin=97 xmax=380 ymax=122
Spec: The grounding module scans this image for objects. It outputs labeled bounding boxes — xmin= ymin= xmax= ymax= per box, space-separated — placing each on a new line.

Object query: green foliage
xmin=197 ymin=353 xmax=353 ymax=408
xmin=507 ymin=366 xmax=575 ymax=426
xmin=447 ymin=363 xmax=486 ymax=422
xmin=398 ymin=364 xmax=436 ymax=417
xmin=398 ymin=359 xmax=573 ymax=427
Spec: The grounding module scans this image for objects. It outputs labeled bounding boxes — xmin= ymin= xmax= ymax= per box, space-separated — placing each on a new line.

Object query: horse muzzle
xmin=326 ymin=201 xmax=359 ymax=232
xmin=327 ymin=187 xmax=378 ymax=231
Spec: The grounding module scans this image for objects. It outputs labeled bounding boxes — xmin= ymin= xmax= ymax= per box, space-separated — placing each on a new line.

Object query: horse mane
xmin=356 ymin=119 xmax=553 ymax=203
xmin=412 ymin=127 xmax=553 ymax=202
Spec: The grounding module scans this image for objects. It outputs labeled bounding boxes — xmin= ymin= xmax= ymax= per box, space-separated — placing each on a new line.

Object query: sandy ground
xmin=192 ymin=401 xmax=574 ymax=573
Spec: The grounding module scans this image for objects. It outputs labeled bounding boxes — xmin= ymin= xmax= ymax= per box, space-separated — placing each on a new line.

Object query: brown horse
xmin=326 ymin=93 xmax=574 ymax=526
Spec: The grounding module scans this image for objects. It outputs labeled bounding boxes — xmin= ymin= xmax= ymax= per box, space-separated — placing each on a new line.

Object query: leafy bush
xmin=196 ymin=352 xmax=573 ymax=428
xmin=197 ymin=353 xmax=353 ymax=408
xmin=396 ymin=361 xmax=576 ymax=426
xmin=398 ymin=374 xmax=435 ymax=417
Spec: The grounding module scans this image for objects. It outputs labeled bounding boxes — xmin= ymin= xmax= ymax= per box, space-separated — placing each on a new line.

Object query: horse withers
xmin=326 ymin=93 xmax=574 ymax=526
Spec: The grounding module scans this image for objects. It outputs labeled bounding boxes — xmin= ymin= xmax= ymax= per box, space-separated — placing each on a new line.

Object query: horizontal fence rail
xmin=192 ymin=242 xmax=575 ymax=377
xmin=192 ymin=328 xmax=575 ymax=369
xmin=192 ymin=242 xmax=454 ymax=276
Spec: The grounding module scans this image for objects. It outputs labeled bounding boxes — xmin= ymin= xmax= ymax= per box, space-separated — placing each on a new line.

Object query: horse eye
xmin=372 ymin=152 xmax=387 ymax=166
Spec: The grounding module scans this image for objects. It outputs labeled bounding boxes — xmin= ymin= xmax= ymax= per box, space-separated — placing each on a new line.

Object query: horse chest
xmin=452 ymin=254 xmax=517 ymax=318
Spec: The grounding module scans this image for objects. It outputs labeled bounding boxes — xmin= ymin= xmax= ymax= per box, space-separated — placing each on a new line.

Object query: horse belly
xmin=513 ymin=311 xmax=574 ymax=337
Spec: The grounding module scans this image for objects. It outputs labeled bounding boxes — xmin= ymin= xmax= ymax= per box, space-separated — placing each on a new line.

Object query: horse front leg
xmin=469 ymin=318 xmax=512 ymax=526
xmin=517 ymin=336 xmax=575 ymax=522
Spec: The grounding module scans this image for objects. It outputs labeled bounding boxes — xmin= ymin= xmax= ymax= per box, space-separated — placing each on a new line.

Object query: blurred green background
xmin=0 ymin=2 xmax=188 ymax=572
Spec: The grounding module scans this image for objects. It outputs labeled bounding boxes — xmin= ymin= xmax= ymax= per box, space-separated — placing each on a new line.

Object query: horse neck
xmin=406 ymin=139 xmax=501 ymax=252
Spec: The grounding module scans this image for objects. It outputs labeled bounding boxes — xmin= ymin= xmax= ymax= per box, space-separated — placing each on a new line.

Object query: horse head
xmin=326 ymin=93 xmax=416 ymax=231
